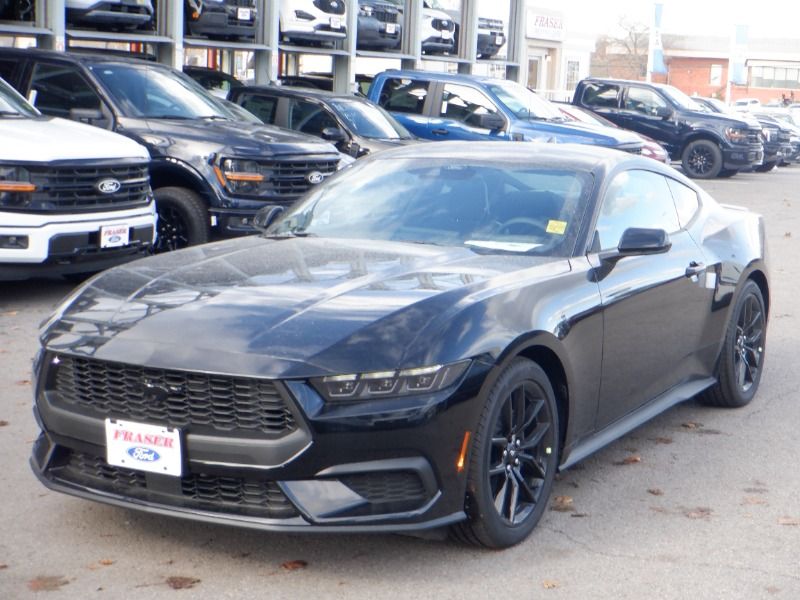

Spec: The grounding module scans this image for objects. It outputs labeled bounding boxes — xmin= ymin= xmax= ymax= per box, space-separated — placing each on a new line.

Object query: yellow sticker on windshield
xmin=546 ymin=220 xmax=567 ymax=235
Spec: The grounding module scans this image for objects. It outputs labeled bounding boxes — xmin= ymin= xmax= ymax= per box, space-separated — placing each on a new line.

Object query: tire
xmin=718 ymin=169 xmax=738 ymax=178
xmin=153 ymin=187 xmax=209 ymax=253
xmin=702 ymin=280 xmax=766 ymax=408
xmin=451 ymin=358 xmax=560 ymax=548
xmin=754 ymin=161 xmax=777 ymax=173
xmin=681 ymin=139 xmax=723 ymax=179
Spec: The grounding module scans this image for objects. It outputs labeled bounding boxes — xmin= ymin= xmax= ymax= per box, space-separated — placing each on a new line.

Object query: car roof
xmin=239 ymin=85 xmax=362 ymax=102
xmin=0 ymin=47 xmax=162 ymax=67
xmin=377 ymin=69 xmax=510 ymax=86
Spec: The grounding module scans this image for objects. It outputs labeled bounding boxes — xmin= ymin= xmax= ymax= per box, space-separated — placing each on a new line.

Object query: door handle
xmin=685 ymin=261 xmax=705 ymax=278
xmin=431 ymin=128 xmax=449 ymax=135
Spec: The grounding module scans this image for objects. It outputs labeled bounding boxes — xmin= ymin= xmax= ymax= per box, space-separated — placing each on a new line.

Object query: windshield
xmin=486 ymin=80 xmax=563 ymax=121
xmin=659 ymin=85 xmax=701 ymax=110
xmin=90 ymin=63 xmax=233 ymax=120
xmin=0 ymin=78 xmax=40 ymax=118
xmin=270 ymin=158 xmax=591 ymax=256
xmin=329 ymin=98 xmax=411 ymax=139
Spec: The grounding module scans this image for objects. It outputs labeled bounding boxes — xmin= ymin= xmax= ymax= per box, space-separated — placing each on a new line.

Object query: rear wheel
xmin=681 ymin=139 xmax=723 ymax=179
xmin=702 ymin=280 xmax=766 ymax=408
xmin=451 ymin=358 xmax=559 ymax=548
xmin=153 ymin=187 xmax=209 ymax=253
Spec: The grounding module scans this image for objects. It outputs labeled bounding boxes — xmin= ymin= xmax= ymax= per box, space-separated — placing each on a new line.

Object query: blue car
xmin=367 ymin=70 xmax=644 ymax=153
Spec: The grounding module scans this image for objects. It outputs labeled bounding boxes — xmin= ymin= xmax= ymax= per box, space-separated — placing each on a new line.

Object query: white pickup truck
xmin=0 ymin=77 xmax=156 ymax=280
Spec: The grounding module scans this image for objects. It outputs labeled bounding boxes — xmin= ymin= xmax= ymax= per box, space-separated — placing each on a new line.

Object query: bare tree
xmin=590 ymin=17 xmax=650 ymax=79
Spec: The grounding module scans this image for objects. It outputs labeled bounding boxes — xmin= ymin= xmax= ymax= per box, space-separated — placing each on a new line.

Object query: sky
xmin=553 ymin=0 xmax=798 ymax=39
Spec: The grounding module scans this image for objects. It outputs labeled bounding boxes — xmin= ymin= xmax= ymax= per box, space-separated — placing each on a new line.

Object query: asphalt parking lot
xmin=1 ymin=166 xmax=799 ymax=599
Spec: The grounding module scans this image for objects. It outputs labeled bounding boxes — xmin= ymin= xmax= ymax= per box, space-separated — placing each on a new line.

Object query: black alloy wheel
xmin=703 ymin=280 xmax=766 ymax=407
xmin=152 ymin=187 xmax=210 ymax=253
xmin=681 ymin=139 xmax=723 ymax=179
xmin=452 ymin=358 xmax=559 ymax=548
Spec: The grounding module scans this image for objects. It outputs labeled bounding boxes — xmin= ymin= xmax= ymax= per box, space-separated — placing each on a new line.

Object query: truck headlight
xmin=313 ymin=360 xmax=471 ymax=402
xmin=214 ymin=158 xmax=268 ymax=195
xmin=725 ymin=127 xmax=748 ymax=143
xmin=0 ymin=165 xmax=36 ymax=208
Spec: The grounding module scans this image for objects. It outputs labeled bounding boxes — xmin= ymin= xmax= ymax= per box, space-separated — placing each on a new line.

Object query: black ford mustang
xmin=31 ymin=143 xmax=769 ymax=548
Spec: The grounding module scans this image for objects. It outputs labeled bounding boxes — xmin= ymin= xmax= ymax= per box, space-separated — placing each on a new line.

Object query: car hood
xmin=516 ymin=118 xmax=643 ymax=148
xmin=683 ymin=109 xmax=759 ymax=130
xmin=123 ymin=117 xmax=338 ymax=158
xmin=41 ymin=236 xmax=568 ymax=378
xmin=355 ymin=136 xmax=417 ymax=153
xmin=0 ymin=116 xmax=149 ymax=162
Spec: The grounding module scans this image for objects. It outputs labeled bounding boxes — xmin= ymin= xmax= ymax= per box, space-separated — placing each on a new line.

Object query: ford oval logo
xmin=96 ymin=178 xmax=121 ymax=194
xmin=306 ymin=171 xmax=324 ymax=185
xmin=127 ymin=446 xmax=160 ymax=462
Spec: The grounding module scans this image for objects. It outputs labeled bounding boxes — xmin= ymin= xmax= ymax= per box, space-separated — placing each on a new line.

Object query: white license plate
xmin=495 ymin=35 xmax=504 ymax=44
xmin=105 ymin=418 xmax=183 ymax=477
xmin=330 ymin=17 xmax=342 ymax=29
xmin=441 ymin=30 xmax=453 ymax=40
xmin=385 ymin=23 xmax=396 ymax=34
xmin=237 ymin=7 xmax=251 ymax=20
xmin=100 ymin=224 xmax=129 ymax=248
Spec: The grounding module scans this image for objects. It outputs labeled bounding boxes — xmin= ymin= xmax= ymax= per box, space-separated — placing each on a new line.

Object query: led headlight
xmin=315 ymin=360 xmax=471 ymax=401
xmin=214 ymin=158 xmax=268 ymax=195
xmin=0 ymin=165 xmax=36 ymax=209
xmin=725 ymin=127 xmax=748 ymax=143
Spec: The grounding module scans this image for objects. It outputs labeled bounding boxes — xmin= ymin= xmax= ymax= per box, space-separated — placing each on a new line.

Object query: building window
xmin=710 ymin=64 xmax=722 ymax=86
xmin=750 ymin=64 xmax=800 ymax=89
xmin=565 ymin=60 xmax=580 ymax=90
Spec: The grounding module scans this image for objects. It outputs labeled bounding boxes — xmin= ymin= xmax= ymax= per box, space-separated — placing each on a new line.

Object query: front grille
xmin=340 ymin=471 xmax=428 ymax=504
xmin=432 ymin=18 xmax=455 ymax=32
xmin=8 ymin=162 xmax=151 ymax=214
xmin=256 ymin=157 xmax=339 ymax=200
xmin=50 ymin=354 xmax=297 ymax=437
xmin=56 ymin=449 xmax=298 ymax=519
xmin=779 ymin=131 xmax=791 ymax=143
xmin=313 ymin=0 xmax=345 ymax=15
xmin=747 ymin=130 xmax=761 ymax=144
xmin=478 ymin=18 xmax=503 ymax=30
xmin=373 ymin=8 xmax=398 ymax=24
xmin=106 ymin=3 xmax=150 ymax=16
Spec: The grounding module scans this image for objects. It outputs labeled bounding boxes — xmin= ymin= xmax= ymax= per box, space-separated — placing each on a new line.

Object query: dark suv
xmin=0 ymin=49 xmax=340 ymax=252
xmin=185 ymin=0 xmax=258 ymax=40
xmin=573 ymin=78 xmax=764 ymax=178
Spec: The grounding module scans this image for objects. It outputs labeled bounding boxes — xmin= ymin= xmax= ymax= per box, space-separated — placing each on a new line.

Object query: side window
xmin=581 ymin=82 xmax=620 ymax=108
xmin=666 ymin=178 xmax=700 ymax=227
xmin=595 ymin=170 xmax=680 ymax=250
xmin=287 ymin=99 xmax=338 ymax=136
xmin=624 ymin=87 xmax=668 ymax=116
xmin=439 ymin=83 xmax=501 ymax=128
xmin=378 ymin=77 xmax=430 ymax=115
xmin=29 ymin=62 xmax=103 ymax=118
xmin=238 ymin=93 xmax=277 ymax=124
xmin=0 ymin=59 xmax=19 ymax=85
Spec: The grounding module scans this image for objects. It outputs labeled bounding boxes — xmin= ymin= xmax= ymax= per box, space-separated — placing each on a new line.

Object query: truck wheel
xmin=718 ymin=169 xmax=738 ymax=178
xmin=153 ymin=187 xmax=209 ymax=253
xmin=681 ymin=139 xmax=723 ymax=179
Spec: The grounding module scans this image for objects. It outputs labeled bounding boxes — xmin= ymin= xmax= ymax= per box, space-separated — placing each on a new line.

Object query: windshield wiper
xmin=0 ymin=111 xmax=23 ymax=117
xmin=200 ymin=115 xmax=231 ymax=121
xmin=145 ymin=114 xmax=194 ymax=120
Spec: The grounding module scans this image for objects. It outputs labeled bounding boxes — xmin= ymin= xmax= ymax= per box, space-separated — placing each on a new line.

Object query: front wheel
xmin=718 ymin=168 xmax=738 ymax=178
xmin=681 ymin=139 xmax=723 ymax=179
xmin=702 ymin=280 xmax=766 ymax=408
xmin=153 ymin=187 xmax=209 ymax=253
xmin=451 ymin=358 xmax=560 ymax=548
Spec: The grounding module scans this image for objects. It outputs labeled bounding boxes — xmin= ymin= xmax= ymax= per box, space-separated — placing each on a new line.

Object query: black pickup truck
xmin=572 ymin=78 xmax=764 ymax=178
xmin=0 ymin=48 xmax=340 ymax=252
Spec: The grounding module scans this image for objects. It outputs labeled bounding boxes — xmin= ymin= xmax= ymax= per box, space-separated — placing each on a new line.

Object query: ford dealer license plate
xmin=105 ymin=418 xmax=183 ymax=476
xmin=237 ymin=7 xmax=251 ymax=20
xmin=330 ymin=17 xmax=342 ymax=29
xmin=100 ymin=224 xmax=129 ymax=248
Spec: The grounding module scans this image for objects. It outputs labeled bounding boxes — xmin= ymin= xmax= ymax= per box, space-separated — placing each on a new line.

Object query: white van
xmin=0 ymin=78 xmax=156 ymax=280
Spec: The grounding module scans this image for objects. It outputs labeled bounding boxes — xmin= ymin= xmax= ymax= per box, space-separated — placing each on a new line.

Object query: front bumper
xmin=30 ymin=354 xmax=492 ymax=532
xmin=187 ymin=5 xmax=257 ymax=39
xmin=477 ymin=31 xmax=505 ymax=57
xmin=421 ymin=34 xmax=455 ymax=54
xmin=67 ymin=1 xmax=153 ymax=27
xmin=356 ymin=16 xmax=401 ymax=50
xmin=722 ymin=142 xmax=764 ymax=170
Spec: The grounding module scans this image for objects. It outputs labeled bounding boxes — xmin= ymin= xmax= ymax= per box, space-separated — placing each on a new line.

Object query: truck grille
xmin=55 ymin=449 xmax=299 ymax=519
xmin=255 ymin=156 xmax=339 ymax=201
xmin=49 ymin=354 xmax=297 ymax=437
xmin=9 ymin=162 xmax=151 ymax=214
xmin=373 ymin=8 xmax=399 ymax=24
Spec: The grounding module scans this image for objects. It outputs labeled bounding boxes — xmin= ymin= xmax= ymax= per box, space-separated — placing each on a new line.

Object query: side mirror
xmin=70 ymin=107 xmax=104 ymax=123
xmin=253 ymin=205 xmax=285 ymax=231
xmin=321 ymin=126 xmax=347 ymax=142
xmin=474 ymin=112 xmax=505 ymax=131
xmin=617 ymin=227 xmax=671 ymax=255
xmin=655 ymin=106 xmax=673 ymax=120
